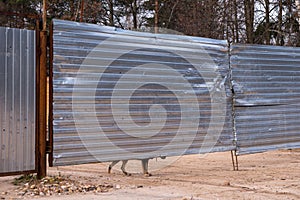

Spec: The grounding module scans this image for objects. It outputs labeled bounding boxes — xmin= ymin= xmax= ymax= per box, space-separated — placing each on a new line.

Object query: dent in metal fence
xmin=231 ymin=44 xmax=300 ymax=155
xmin=0 ymin=27 xmax=36 ymax=174
xmin=52 ymin=19 xmax=234 ymax=166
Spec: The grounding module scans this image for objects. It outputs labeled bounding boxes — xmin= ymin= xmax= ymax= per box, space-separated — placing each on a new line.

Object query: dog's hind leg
xmin=108 ymin=160 xmax=120 ymax=174
xmin=121 ymin=160 xmax=131 ymax=176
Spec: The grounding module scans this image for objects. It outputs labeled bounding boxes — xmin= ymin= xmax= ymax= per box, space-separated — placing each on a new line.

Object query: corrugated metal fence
xmin=52 ymin=19 xmax=234 ymax=166
xmin=231 ymin=44 xmax=300 ymax=154
xmin=52 ymin=19 xmax=300 ymax=167
xmin=0 ymin=27 xmax=36 ymax=174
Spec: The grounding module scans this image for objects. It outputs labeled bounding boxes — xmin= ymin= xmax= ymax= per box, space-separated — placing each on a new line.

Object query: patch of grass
xmin=12 ymin=174 xmax=37 ymax=186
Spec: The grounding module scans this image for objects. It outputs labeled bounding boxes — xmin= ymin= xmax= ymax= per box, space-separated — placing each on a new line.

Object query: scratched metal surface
xmin=0 ymin=27 xmax=36 ymax=174
xmin=52 ymin=19 xmax=234 ymax=166
xmin=231 ymin=44 xmax=300 ymax=155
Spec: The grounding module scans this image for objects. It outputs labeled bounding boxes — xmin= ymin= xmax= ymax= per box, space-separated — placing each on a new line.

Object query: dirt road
xmin=1 ymin=149 xmax=300 ymax=200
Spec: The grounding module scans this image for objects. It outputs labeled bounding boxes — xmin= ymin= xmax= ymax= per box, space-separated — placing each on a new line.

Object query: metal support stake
xmin=231 ymin=150 xmax=239 ymax=171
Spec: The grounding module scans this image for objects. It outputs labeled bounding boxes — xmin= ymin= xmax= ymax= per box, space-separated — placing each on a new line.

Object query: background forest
xmin=1 ymin=0 xmax=300 ymax=46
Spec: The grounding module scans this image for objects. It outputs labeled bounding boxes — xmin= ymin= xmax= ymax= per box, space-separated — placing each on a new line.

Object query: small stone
xmin=39 ymin=192 xmax=45 ymax=196
xmin=223 ymin=181 xmax=231 ymax=186
xmin=115 ymin=184 xmax=121 ymax=189
xmin=89 ymin=186 xmax=96 ymax=191
xmin=17 ymin=191 xmax=26 ymax=196
xmin=30 ymin=185 xmax=36 ymax=189
xmin=49 ymin=178 xmax=55 ymax=184
xmin=61 ymin=185 xmax=67 ymax=191
xmin=33 ymin=189 xmax=39 ymax=195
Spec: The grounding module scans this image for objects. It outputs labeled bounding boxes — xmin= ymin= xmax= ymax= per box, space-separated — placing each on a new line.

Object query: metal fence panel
xmin=231 ymin=44 xmax=300 ymax=155
xmin=52 ymin=19 xmax=234 ymax=166
xmin=0 ymin=27 xmax=36 ymax=174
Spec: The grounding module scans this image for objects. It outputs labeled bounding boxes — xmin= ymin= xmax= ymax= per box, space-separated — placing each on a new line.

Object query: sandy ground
xmin=1 ymin=149 xmax=300 ymax=200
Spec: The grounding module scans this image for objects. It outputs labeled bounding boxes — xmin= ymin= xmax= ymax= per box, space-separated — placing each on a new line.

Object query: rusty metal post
xmin=43 ymin=0 xmax=47 ymax=31
xmin=37 ymin=30 xmax=47 ymax=178
xmin=36 ymin=0 xmax=48 ymax=179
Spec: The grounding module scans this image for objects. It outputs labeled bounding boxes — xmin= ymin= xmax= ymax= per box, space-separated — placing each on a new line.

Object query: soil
xmin=0 ymin=149 xmax=300 ymax=200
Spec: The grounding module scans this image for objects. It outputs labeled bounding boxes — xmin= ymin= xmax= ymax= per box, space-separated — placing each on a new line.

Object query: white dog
xmin=108 ymin=159 xmax=151 ymax=176
xmin=108 ymin=156 xmax=166 ymax=176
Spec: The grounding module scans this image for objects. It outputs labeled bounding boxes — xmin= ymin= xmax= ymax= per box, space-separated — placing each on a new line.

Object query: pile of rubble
xmin=15 ymin=175 xmax=114 ymax=197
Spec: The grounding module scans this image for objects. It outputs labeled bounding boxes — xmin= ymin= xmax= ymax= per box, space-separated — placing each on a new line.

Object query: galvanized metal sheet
xmin=231 ymin=44 xmax=300 ymax=155
xmin=0 ymin=27 xmax=36 ymax=174
xmin=52 ymin=19 xmax=234 ymax=166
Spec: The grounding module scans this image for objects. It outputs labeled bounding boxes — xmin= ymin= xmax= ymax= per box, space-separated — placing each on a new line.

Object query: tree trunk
xmin=234 ymin=0 xmax=239 ymax=43
xmin=287 ymin=0 xmax=293 ymax=45
xmin=132 ymin=0 xmax=138 ymax=29
xmin=221 ymin=0 xmax=227 ymax=41
xmin=244 ymin=0 xmax=254 ymax=43
xmin=155 ymin=0 xmax=158 ymax=33
xmin=80 ymin=0 xmax=84 ymax=22
xmin=265 ymin=0 xmax=270 ymax=44
xmin=70 ymin=0 xmax=75 ymax=21
xmin=109 ymin=0 xmax=114 ymax=26
xmin=276 ymin=0 xmax=283 ymax=45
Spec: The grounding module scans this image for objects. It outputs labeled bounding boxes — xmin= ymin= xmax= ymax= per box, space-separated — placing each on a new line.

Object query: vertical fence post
xmin=37 ymin=30 xmax=47 ymax=178
xmin=48 ymin=21 xmax=54 ymax=167
xmin=36 ymin=0 xmax=48 ymax=179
